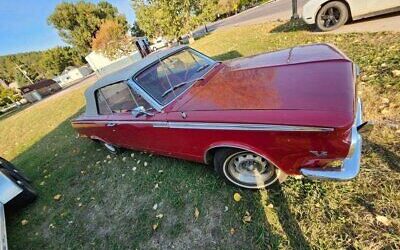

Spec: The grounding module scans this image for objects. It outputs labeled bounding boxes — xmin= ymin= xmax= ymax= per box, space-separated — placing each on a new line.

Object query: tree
xmin=92 ymin=20 xmax=134 ymax=59
xmin=132 ymin=0 xmax=218 ymax=39
xmin=130 ymin=21 xmax=145 ymax=37
xmin=218 ymin=0 xmax=240 ymax=15
xmin=0 ymin=86 xmax=20 ymax=108
xmin=48 ymin=1 xmax=128 ymax=56
xmin=38 ymin=47 xmax=77 ymax=78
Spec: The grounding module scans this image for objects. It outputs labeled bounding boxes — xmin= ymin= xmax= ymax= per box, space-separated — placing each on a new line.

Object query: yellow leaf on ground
xmin=376 ymin=215 xmax=390 ymax=226
xmin=194 ymin=207 xmax=200 ymax=220
xmin=230 ymin=228 xmax=235 ymax=235
xmin=53 ymin=194 xmax=62 ymax=201
xmin=242 ymin=211 xmax=252 ymax=223
xmin=152 ymin=224 xmax=158 ymax=230
xmin=21 ymin=219 xmax=28 ymax=226
xmin=233 ymin=193 xmax=242 ymax=202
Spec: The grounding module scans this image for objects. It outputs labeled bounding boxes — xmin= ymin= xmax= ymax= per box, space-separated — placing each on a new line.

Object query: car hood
xmin=173 ymin=44 xmax=355 ymax=114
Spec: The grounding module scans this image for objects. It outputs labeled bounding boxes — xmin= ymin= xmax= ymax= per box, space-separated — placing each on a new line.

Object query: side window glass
xmin=96 ymin=82 xmax=152 ymax=115
xmin=96 ymin=90 xmax=111 ymax=115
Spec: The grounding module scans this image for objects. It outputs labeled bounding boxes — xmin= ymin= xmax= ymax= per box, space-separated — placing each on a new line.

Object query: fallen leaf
xmin=153 ymin=203 xmax=158 ymax=210
xmin=267 ymin=204 xmax=274 ymax=209
xmin=156 ymin=214 xmax=163 ymax=219
xmin=137 ymin=160 xmax=141 ymax=164
xmin=144 ymin=162 xmax=148 ymax=167
xmin=233 ymin=193 xmax=242 ymax=202
xmin=152 ymin=224 xmax=158 ymax=230
xmin=132 ymin=167 xmax=137 ymax=171
xmin=242 ymin=211 xmax=252 ymax=223
xmin=122 ymin=157 xmax=127 ymax=161
xmin=230 ymin=228 xmax=235 ymax=235
xmin=21 ymin=219 xmax=29 ymax=226
xmin=376 ymin=215 xmax=390 ymax=226
xmin=154 ymin=183 xmax=159 ymax=189
xmin=158 ymin=170 xmax=163 ymax=173
xmin=53 ymin=194 xmax=62 ymax=201
xmin=130 ymin=153 xmax=135 ymax=158
xmin=194 ymin=207 xmax=200 ymax=220
xmin=224 ymin=206 xmax=229 ymax=212
xmin=39 ymin=181 xmax=45 ymax=186
xmin=106 ymin=155 xmax=111 ymax=159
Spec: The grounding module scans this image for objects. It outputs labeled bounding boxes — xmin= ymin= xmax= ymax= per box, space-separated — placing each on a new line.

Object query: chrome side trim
xmin=163 ymin=122 xmax=334 ymax=132
xmin=300 ymin=98 xmax=363 ymax=181
xmin=74 ymin=120 xmax=333 ymax=132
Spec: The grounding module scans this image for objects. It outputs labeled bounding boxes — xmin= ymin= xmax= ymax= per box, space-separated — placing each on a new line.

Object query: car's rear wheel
xmin=214 ymin=148 xmax=279 ymax=189
xmin=103 ymin=142 xmax=120 ymax=155
xmin=316 ymin=1 xmax=349 ymax=31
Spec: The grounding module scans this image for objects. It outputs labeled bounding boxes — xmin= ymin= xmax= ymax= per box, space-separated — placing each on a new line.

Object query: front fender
xmin=302 ymin=0 xmax=330 ymax=24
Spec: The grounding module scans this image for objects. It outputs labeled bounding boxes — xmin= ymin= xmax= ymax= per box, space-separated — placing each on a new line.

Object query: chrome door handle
xmin=106 ymin=123 xmax=116 ymax=127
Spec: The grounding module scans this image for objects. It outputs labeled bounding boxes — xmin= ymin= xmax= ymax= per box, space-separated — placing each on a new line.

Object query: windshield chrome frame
xmin=128 ymin=47 xmax=218 ymax=112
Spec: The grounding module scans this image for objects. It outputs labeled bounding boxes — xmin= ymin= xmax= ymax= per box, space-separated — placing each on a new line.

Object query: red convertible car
xmin=72 ymin=44 xmax=370 ymax=189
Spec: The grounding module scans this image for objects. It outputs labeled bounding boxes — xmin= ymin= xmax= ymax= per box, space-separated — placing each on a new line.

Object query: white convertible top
xmin=84 ymin=45 xmax=188 ymax=116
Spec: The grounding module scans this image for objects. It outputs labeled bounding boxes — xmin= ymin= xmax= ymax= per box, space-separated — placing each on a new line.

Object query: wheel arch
xmin=204 ymin=142 xmax=281 ymax=169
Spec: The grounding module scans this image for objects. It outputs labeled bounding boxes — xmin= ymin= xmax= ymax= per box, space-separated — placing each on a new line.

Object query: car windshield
xmin=134 ymin=48 xmax=216 ymax=106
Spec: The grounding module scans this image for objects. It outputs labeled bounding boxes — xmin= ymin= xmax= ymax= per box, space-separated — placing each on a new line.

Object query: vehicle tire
xmin=0 ymin=157 xmax=32 ymax=183
xmin=103 ymin=142 xmax=120 ymax=155
xmin=316 ymin=1 xmax=349 ymax=31
xmin=1 ymin=169 xmax=37 ymax=209
xmin=214 ymin=148 xmax=279 ymax=189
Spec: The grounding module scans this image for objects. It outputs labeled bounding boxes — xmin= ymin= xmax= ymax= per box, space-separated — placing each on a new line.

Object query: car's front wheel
xmin=214 ymin=148 xmax=279 ymax=189
xmin=316 ymin=1 xmax=349 ymax=31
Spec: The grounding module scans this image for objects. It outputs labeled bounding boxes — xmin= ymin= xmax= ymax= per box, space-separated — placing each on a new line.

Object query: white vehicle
xmin=150 ymin=37 xmax=168 ymax=51
xmin=302 ymin=0 xmax=400 ymax=31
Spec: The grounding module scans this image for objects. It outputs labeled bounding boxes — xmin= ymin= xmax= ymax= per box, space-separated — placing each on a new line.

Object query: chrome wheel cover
xmin=223 ymin=151 xmax=278 ymax=189
xmin=104 ymin=143 xmax=117 ymax=153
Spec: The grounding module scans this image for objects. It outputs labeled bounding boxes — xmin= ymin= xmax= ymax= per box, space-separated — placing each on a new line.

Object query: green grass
xmin=1 ymin=21 xmax=400 ymax=249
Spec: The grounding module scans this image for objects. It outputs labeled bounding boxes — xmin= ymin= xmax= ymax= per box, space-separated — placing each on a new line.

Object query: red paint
xmin=72 ymin=44 xmax=356 ymax=175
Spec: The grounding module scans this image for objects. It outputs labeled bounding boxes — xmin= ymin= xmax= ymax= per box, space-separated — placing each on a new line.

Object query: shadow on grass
xmin=212 ymin=50 xmax=243 ymax=61
xmin=268 ymin=183 xmax=311 ymax=249
xmin=6 ymin=106 xmax=310 ymax=249
xmin=364 ymin=139 xmax=400 ymax=173
xmin=270 ymin=19 xmax=312 ymax=33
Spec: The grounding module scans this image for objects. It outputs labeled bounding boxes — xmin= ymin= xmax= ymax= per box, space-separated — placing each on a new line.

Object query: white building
xmin=54 ymin=65 xmax=93 ymax=88
xmin=85 ymin=51 xmax=142 ymax=77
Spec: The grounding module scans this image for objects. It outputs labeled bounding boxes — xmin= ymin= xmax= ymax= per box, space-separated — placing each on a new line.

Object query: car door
xmin=366 ymin=0 xmax=399 ymax=14
xmin=97 ymin=81 xmax=169 ymax=153
xmin=348 ymin=0 xmax=399 ymax=17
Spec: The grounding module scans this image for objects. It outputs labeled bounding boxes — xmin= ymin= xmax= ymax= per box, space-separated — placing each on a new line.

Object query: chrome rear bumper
xmin=300 ymin=99 xmax=364 ymax=181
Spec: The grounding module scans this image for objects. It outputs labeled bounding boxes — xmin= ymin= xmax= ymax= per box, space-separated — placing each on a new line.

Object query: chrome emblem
xmin=310 ymin=151 xmax=328 ymax=157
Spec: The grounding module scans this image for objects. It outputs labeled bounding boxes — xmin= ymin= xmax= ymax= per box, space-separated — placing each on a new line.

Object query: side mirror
xmin=132 ymin=106 xmax=154 ymax=117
